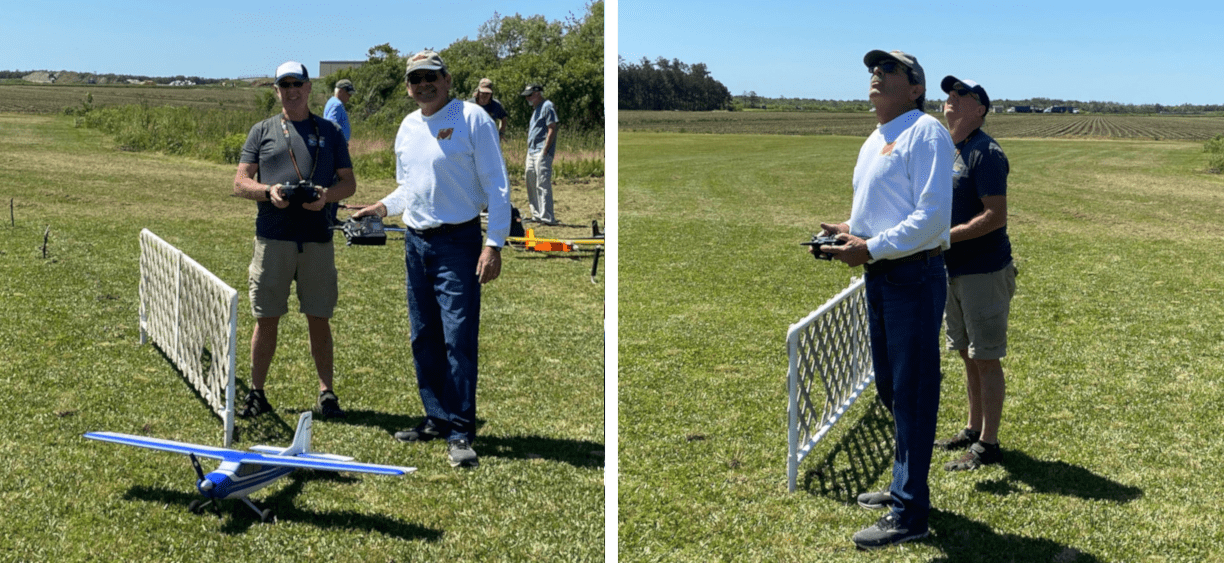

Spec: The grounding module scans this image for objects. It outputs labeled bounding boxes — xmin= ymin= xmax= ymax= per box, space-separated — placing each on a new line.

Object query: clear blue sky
xmin=619 ymin=1 xmax=1222 ymax=106
xmin=2 ymin=0 xmax=596 ymax=80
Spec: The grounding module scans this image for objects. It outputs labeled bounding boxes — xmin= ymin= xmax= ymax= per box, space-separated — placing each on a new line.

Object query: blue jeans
xmin=403 ymin=221 xmax=483 ymax=442
xmin=864 ymin=255 xmax=947 ymax=528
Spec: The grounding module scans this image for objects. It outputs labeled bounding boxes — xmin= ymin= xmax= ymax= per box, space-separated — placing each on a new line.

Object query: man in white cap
xmin=521 ymin=83 xmax=559 ymax=224
xmin=350 ymin=50 xmax=510 ymax=469
xmin=231 ymin=61 xmax=356 ymax=420
xmin=814 ymin=49 xmax=953 ymax=550
xmin=935 ymin=75 xmax=1015 ymax=473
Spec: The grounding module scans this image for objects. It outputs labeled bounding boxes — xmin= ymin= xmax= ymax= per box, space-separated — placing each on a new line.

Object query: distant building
xmin=319 ymin=61 xmax=365 ymax=78
xmin=992 ymin=105 xmax=1003 ymax=113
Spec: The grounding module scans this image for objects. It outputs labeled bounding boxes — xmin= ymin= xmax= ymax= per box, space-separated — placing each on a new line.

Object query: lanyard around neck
xmin=280 ymin=114 xmax=321 ymax=182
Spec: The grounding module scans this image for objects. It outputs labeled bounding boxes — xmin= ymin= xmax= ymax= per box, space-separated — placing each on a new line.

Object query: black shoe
xmin=238 ymin=389 xmax=273 ymax=418
xmin=395 ymin=421 xmax=443 ymax=443
xmin=447 ymin=439 xmax=479 ymax=468
xmin=317 ymin=389 xmax=346 ymax=419
xmin=944 ymin=441 xmax=1003 ymax=471
xmin=852 ymin=512 xmax=929 ymax=550
xmin=935 ymin=427 xmax=980 ymax=451
xmin=857 ymin=490 xmax=892 ymax=510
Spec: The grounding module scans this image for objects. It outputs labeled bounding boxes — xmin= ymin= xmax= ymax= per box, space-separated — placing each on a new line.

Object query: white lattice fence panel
xmin=139 ymin=229 xmax=237 ymax=446
xmin=787 ymin=277 xmax=873 ymax=491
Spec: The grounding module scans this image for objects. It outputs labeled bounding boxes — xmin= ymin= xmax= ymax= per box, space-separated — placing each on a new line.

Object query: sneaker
xmin=447 ymin=439 xmax=479 ymax=468
xmin=316 ymin=389 xmax=346 ymax=419
xmin=394 ymin=421 xmax=443 ymax=443
xmin=944 ymin=441 xmax=1003 ymax=471
xmin=238 ymin=389 xmax=273 ymax=418
xmin=857 ymin=490 xmax=892 ymax=510
xmin=852 ymin=512 xmax=929 ymax=550
xmin=935 ymin=427 xmax=981 ymax=451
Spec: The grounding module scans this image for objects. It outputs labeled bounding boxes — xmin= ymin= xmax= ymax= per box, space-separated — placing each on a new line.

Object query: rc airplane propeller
xmin=84 ymin=411 xmax=415 ymax=522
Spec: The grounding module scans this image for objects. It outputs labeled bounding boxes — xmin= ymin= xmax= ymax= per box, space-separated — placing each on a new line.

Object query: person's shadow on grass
xmin=974 ymin=450 xmax=1144 ymax=503
xmin=925 ymin=508 xmax=1103 ymax=562
xmin=325 ymin=409 xmax=605 ymax=468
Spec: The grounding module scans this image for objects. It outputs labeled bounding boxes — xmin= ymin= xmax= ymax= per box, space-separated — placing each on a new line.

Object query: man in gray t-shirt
xmin=521 ymin=83 xmax=559 ymax=224
xmin=231 ymin=60 xmax=356 ymax=421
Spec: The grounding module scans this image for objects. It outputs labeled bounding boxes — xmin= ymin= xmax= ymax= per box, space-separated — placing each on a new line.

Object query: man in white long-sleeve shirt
xmin=352 ymin=50 xmax=510 ymax=469
xmin=815 ymin=49 xmax=953 ymax=550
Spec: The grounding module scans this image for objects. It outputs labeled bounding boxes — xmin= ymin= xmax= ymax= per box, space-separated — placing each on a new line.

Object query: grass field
xmin=0 ymin=83 xmax=261 ymax=113
xmin=0 ymin=113 xmax=604 ymax=561
xmin=618 ymin=126 xmax=1224 ymax=561
xmin=619 ymin=110 xmax=1224 ymax=141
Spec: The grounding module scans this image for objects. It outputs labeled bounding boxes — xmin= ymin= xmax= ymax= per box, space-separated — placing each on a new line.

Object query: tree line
xmin=618 ymin=56 xmax=733 ymax=111
xmin=329 ymin=1 xmax=603 ymax=136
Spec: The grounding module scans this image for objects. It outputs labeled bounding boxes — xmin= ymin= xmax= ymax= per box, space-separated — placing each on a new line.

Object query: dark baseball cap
xmin=941 ymin=76 xmax=990 ymax=109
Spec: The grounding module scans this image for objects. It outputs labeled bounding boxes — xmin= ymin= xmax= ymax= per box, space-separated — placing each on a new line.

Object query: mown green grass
xmin=618 ymin=131 xmax=1224 ymax=562
xmin=0 ymin=113 xmax=604 ymax=561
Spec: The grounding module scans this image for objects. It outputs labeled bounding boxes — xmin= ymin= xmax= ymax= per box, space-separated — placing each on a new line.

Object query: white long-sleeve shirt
xmin=380 ymin=99 xmax=511 ymax=247
xmin=847 ymin=109 xmax=954 ymax=262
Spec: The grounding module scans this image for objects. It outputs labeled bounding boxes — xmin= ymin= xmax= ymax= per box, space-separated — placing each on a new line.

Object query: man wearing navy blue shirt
xmin=935 ymin=76 xmax=1016 ymax=472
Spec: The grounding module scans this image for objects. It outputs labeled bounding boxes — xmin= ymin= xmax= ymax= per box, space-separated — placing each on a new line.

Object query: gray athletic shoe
xmin=447 ymin=439 xmax=479 ymax=468
xmin=857 ymin=490 xmax=892 ymax=510
xmin=852 ymin=512 xmax=929 ymax=550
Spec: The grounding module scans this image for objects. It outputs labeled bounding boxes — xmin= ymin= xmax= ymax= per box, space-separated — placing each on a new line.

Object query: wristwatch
xmin=264 ymin=186 xmax=272 ymax=201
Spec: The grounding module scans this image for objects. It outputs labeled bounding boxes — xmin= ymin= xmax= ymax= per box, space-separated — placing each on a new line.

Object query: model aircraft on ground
xmin=84 ymin=411 xmax=415 ymax=522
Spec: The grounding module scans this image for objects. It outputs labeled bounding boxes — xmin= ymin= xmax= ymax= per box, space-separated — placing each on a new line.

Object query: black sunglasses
xmin=869 ymin=61 xmax=903 ymax=75
xmin=954 ymin=87 xmax=982 ymax=104
xmin=277 ymin=81 xmax=305 ymax=89
xmin=407 ymin=71 xmax=441 ymax=85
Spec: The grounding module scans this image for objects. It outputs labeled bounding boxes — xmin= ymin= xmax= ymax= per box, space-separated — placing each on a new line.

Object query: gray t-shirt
xmin=240 ymin=114 xmax=351 ymax=242
xmin=526 ymin=99 xmax=558 ymax=157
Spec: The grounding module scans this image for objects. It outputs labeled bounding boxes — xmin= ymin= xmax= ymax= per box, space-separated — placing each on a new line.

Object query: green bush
xmin=217 ymin=132 xmax=247 ymax=164
xmin=1206 ymin=133 xmax=1224 ymax=173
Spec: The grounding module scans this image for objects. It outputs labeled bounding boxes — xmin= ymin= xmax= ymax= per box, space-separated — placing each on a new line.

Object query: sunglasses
xmin=869 ymin=61 xmax=904 ymax=75
xmin=277 ymin=81 xmax=305 ymax=89
xmin=953 ymin=87 xmax=982 ymax=104
xmin=407 ymin=71 xmax=441 ymax=85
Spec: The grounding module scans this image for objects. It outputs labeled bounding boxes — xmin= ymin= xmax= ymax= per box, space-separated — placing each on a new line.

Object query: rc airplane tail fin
xmin=281 ymin=411 xmax=313 ymax=456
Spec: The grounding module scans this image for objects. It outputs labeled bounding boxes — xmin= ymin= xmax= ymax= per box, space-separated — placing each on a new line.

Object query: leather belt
xmin=864 ymin=247 xmax=942 ymax=275
xmin=406 ymin=217 xmax=479 ymax=237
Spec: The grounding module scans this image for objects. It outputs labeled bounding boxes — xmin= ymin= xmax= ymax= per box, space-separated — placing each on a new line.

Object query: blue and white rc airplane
xmin=84 ymin=411 xmax=415 ymax=522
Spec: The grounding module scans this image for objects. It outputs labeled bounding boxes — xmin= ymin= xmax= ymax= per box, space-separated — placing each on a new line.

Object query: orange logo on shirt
xmin=438 ymin=128 xmax=454 ymax=140
xmin=880 ymin=142 xmax=897 ymax=156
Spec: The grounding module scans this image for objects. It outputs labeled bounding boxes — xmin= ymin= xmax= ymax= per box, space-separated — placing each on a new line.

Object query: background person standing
xmin=522 ymin=83 xmax=558 ymax=224
xmin=323 ymin=79 xmax=354 ymax=142
xmin=470 ymin=77 xmax=507 ymax=142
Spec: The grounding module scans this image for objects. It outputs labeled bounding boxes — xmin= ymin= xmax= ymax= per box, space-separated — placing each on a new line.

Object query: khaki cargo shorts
xmin=248 ymin=237 xmax=337 ymax=319
xmin=944 ymin=262 xmax=1017 ymax=360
